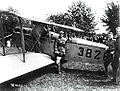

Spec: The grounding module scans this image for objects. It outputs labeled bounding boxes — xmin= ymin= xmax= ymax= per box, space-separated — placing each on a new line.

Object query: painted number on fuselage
xmin=86 ymin=49 xmax=92 ymax=58
xmin=94 ymin=50 xmax=101 ymax=60
xmin=78 ymin=47 xmax=101 ymax=60
xmin=78 ymin=47 xmax=84 ymax=56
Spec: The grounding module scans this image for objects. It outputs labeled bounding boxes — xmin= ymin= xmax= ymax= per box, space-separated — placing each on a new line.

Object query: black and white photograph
xmin=0 ymin=0 xmax=120 ymax=91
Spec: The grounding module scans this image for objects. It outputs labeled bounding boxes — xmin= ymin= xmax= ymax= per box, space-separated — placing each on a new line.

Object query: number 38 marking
xmin=78 ymin=47 xmax=101 ymax=60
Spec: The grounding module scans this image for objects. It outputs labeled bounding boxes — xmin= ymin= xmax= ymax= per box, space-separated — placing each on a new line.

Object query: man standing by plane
xmin=104 ymin=32 xmax=115 ymax=78
xmin=54 ymin=31 xmax=67 ymax=74
xmin=111 ymin=27 xmax=120 ymax=82
xmin=104 ymin=27 xmax=120 ymax=83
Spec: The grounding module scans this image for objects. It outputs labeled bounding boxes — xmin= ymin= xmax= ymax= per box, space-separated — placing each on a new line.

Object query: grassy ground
xmin=17 ymin=63 xmax=120 ymax=91
xmin=1 ymin=62 xmax=120 ymax=91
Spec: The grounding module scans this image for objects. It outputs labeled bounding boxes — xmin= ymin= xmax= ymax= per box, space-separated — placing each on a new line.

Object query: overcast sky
xmin=0 ymin=0 xmax=119 ymax=33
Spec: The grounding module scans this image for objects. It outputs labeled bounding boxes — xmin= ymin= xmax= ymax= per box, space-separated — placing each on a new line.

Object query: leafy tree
xmin=67 ymin=1 xmax=97 ymax=33
xmin=0 ymin=8 xmax=19 ymax=35
xmin=2 ymin=13 xmax=18 ymax=33
xmin=47 ymin=13 xmax=73 ymax=33
xmin=47 ymin=1 xmax=97 ymax=33
xmin=47 ymin=13 xmax=72 ymax=26
xmin=101 ymin=2 xmax=119 ymax=35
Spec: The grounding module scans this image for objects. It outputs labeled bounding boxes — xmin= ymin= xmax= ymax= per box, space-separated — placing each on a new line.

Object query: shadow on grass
xmin=62 ymin=68 xmax=120 ymax=87
xmin=62 ymin=68 xmax=106 ymax=79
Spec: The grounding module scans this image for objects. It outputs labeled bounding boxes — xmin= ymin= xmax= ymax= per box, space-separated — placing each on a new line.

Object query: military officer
xmin=54 ymin=31 xmax=67 ymax=74
xmin=111 ymin=27 xmax=120 ymax=82
xmin=104 ymin=32 xmax=115 ymax=78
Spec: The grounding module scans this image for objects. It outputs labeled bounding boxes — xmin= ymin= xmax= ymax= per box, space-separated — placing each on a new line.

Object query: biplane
xmin=29 ymin=17 xmax=108 ymax=65
xmin=0 ymin=11 xmax=108 ymax=84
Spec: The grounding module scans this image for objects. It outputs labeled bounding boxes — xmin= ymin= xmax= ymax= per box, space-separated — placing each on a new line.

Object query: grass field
xmin=1 ymin=62 xmax=120 ymax=91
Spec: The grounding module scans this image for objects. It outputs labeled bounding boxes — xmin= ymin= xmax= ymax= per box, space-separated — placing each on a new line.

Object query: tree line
xmin=0 ymin=1 xmax=119 ymax=38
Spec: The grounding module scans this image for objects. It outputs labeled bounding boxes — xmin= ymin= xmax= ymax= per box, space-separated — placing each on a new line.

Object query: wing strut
xmin=0 ymin=14 xmax=5 ymax=56
xmin=18 ymin=16 xmax=25 ymax=62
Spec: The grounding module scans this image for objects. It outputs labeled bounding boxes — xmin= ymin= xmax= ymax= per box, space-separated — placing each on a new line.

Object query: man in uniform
xmin=54 ymin=31 xmax=67 ymax=74
xmin=111 ymin=27 xmax=120 ymax=82
xmin=104 ymin=32 xmax=115 ymax=78
xmin=104 ymin=28 xmax=120 ymax=83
